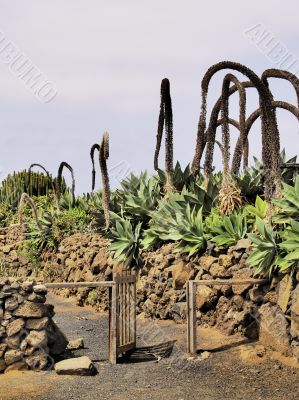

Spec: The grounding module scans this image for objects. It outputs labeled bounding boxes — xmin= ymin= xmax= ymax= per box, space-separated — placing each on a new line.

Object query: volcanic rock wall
xmin=0 ymin=279 xmax=67 ymax=373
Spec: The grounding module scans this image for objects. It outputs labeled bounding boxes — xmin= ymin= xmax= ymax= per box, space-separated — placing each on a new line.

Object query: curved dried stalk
xmin=28 ymin=163 xmax=57 ymax=199
xmin=262 ymin=69 xmax=299 ymax=107
xmin=205 ymin=81 xmax=253 ymax=178
xmin=90 ymin=144 xmax=100 ymax=191
xmin=99 ymin=132 xmax=110 ymax=229
xmin=232 ymin=100 xmax=299 ymax=173
xmin=192 ymin=61 xmax=280 ymax=200
xmin=57 ymin=161 xmax=76 ymax=206
xmin=18 ymin=193 xmax=41 ymax=229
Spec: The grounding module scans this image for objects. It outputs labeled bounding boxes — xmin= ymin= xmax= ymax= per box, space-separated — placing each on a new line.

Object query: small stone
xmin=33 ymin=284 xmax=47 ymax=295
xmin=235 ymin=238 xmax=251 ymax=251
xmin=54 ymin=356 xmax=96 ymax=376
xmin=26 ymin=317 xmax=49 ymax=331
xmin=0 ymin=343 xmax=7 ymax=357
xmin=26 ymin=350 xmax=50 ymax=371
xmin=67 ymin=338 xmax=84 ymax=350
xmin=20 ymin=282 xmax=33 ymax=293
xmin=7 ymin=318 xmax=25 ymax=337
xmin=27 ymin=293 xmax=46 ymax=303
xmin=171 ymin=261 xmax=191 ymax=289
xmin=5 ymin=335 xmax=21 ymax=349
xmin=4 ymin=361 xmax=28 ymax=373
xmin=4 ymin=349 xmax=24 ymax=365
xmin=5 ymin=297 xmax=19 ymax=311
xmin=25 ymin=330 xmax=48 ymax=349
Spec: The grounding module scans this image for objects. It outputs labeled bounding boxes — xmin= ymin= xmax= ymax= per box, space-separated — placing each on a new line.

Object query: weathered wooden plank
xmin=44 ymin=281 xmax=115 ymax=289
xmin=193 ymin=279 xmax=268 ymax=286
xmin=109 ymin=284 xmax=118 ymax=364
xmin=187 ymin=281 xmax=197 ymax=355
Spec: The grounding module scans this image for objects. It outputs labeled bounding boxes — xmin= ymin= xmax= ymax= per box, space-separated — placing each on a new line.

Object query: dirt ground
xmin=0 ymin=293 xmax=299 ymax=400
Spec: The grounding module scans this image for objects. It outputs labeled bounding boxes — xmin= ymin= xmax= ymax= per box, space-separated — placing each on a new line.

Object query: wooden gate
xmin=109 ymin=272 xmax=136 ymax=363
xmin=45 ymin=272 xmax=137 ymax=365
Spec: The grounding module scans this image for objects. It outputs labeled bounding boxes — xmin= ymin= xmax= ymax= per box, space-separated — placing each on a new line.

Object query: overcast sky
xmin=0 ymin=0 xmax=298 ymax=193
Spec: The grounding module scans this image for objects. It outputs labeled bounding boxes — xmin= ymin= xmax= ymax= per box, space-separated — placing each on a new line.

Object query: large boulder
xmin=291 ymin=284 xmax=299 ymax=339
xmin=12 ymin=301 xmax=54 ymax=319
xmin=259 ymin=303 xmax=291 ymax=355
xmin=54 ymin=356 xmax=96 ymax=376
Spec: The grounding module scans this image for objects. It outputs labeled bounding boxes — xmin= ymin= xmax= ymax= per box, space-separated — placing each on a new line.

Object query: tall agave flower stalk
xmin=243 ymin=139 xmax=249 ymax=169
xmin=57 ymin=162 xmax=76 ymax=207
xmin=154 ymin=78 xmax=174 ymax=194
xmin=218 ymin=74 xmax=243 ymax=215
xmin=18 ymin=193 xmax=41 ymax=229
xmin=99 ymin=132 xmax=110 ymax=229
xmin=90 ymin=144 xmax=100 ymax=192
xmin=192 ymin=61 xmax=281 ymax=200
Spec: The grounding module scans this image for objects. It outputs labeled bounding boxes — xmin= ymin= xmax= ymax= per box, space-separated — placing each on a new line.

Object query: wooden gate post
xmin=187 ymin=280 xmax=197 ymax=355
xmin=109 ymin=282 xmax=119 ymax=364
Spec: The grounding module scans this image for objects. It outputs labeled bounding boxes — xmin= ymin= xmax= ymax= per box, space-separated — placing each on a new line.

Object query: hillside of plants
xmin=0 ymin=62 xmax=299 ymax=279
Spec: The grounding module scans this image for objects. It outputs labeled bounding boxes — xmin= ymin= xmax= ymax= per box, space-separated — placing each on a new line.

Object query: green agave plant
xmin=246 ymin=195 xmax=268 ymax=223
xmin=156 ymin=162 xmax=196 ymax=192
xmin=115 ymin=172 xmax=161 ymax=222
xmin=278 ymin=219 xmax=299 ymax=273
xmin=205 ymin=209 xmax=248 ymax=247
xmin=280 ymin=148 xmax=298 ymax=185
xmin=142 ymin=193 xmax=206 ymax=257
xmin=247 ymin=217 xmax=279 ymax=275
xmin=109 ymin=212 xmax=143 ymax=267
xmin=272 ymin=175 xmax=299 ymax=223
xmin=235 ymin=159 xmax=263 ymax=203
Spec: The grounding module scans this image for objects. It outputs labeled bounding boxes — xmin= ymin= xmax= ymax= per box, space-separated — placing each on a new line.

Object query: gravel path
xmin=0 ymin=293 xmax=299 ymax=400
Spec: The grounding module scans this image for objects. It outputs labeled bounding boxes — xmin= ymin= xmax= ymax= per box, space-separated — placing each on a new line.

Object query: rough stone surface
xmin=12 ymin=301 xmax=53 ymax=319
xmin=67 ymin=338 xmax=84 ymax=350
xmin=25 ymin=330 xmax=48 ymax=348
xmin=171 ymin=262 xmax=191 ymax=289
xmin=54 ymin=356 xmax=96 ymax=376
xmin=4 ymin=349 xmax=24 ymax=365
xmin=6 ymin=318 xmax=25 ymax=337
xmin=291 ymin=284 xmax=299 ymax=339
xmin=259 ymin=303 xmax=291 ymax=356
xmin=25 ymin=317 xmax=49 ymax=331
xmin=0 ymin=278 xmax=67 ymax=373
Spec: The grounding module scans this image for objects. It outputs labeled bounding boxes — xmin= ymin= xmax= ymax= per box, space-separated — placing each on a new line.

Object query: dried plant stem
xmin=99 ymin=132 xmax=110 ymax=229
xmin=18 ymin=193 xmax=41 ymax=229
